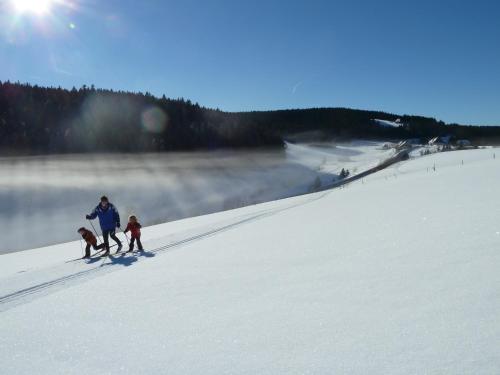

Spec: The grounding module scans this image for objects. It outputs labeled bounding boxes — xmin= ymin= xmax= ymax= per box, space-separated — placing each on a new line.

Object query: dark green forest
xmin=1 ymin=81 xmax=499 ymax=154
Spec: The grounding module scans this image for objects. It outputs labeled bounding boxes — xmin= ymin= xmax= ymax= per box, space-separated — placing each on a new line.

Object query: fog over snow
xmin=0 ymin=140 xmax=393 ymax=253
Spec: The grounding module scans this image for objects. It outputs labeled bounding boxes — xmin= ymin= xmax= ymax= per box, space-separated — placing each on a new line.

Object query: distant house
xmin=394 ymin=138 xmax=420 ymax=151
xmin=396 ymin=140 xmax=411 ymax=150
xmin=428 ymin=137 xmax=440 ymax=146
xmin=428 ymin=136 xmax=452 ymax=146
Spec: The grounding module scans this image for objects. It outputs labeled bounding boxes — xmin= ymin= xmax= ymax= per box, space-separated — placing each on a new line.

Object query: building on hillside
xmin=396 ymin=140 xmax=411 ymax=150
xmin=428 ymin=136 xmax=452 ymax=146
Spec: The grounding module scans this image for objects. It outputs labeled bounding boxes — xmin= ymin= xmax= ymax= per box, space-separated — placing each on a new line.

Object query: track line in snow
xmin=0 ymin=190 xmax=332 ymax=312
xmin=1 ymin=147 xmax=424 ymax=312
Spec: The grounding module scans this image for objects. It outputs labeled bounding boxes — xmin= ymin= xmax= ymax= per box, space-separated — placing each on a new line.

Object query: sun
xmin=12 ymin=0 xmax=54 ymax=15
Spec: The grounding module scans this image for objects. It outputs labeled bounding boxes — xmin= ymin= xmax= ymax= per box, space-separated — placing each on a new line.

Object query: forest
xmin=1 ymin=81 xmax=499 ymax=154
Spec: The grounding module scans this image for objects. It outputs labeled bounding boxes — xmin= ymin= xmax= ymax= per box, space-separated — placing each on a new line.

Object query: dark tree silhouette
xmin=0 ymin=81 xmax=499 ymax=155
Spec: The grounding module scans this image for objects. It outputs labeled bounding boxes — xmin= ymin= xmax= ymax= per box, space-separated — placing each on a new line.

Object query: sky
xmin=0 ymin=0 xmax=499 ymax=125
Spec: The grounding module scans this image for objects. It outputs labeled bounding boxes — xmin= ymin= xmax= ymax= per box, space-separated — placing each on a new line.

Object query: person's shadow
xmin=137 ymin=250 xmax=155 ymax=258
xmin=85 ymin=257 xmax=104 ymax=265
xmin=84 ymin=250 xmax=155 ymax=267
xmin=107 ymin=253 xmax=139 ymax=267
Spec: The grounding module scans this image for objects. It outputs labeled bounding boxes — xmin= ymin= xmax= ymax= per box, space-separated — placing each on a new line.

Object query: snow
xmin=285 ymin=140 xmax=395 ymax=182
xmin=1 ymin=148 xmax=499 ymax=374
xmin=373 ymin=119 xmax=401 ymax=128
xmin=0 ymin=141 xmax=394 ymax=253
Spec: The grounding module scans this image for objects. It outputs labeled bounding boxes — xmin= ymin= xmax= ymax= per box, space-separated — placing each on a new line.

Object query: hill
xmin=2 ymin=81 xmax=500 ymax=154
xmin=1 ymin=148 xmax=499 ymax=374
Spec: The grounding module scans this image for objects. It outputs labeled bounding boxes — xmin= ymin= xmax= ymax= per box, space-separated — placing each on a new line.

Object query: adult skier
xmin=86 ymin=195 xmax=122 ymax=255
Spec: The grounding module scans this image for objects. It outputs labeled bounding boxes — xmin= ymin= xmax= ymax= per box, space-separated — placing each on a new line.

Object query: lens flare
xmin=141 ymin=107 xmax=168 ymax=134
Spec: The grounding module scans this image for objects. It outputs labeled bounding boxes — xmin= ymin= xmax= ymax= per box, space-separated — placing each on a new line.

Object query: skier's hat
xmin=100 ymin=195 xmax=109 ymax=202
xmin=77 ymin=227 xmax=86 ymax=233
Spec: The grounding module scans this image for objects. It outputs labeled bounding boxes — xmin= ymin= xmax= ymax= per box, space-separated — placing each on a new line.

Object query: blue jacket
xmin=88 ymin=203 xmax=121 ymax=231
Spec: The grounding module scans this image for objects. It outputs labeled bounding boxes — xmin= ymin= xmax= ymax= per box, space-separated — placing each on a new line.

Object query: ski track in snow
xmin=0 ymin=190 xmax=331 ymax=312
xmin=0 ymin=147 xmax=475 ymax=311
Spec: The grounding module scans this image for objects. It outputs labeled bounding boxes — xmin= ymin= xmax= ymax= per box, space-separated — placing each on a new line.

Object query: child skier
xmin=124 ymin=215 xmax=143 ymax=252
xmin=77 ymin=227 xmax=104 ymax=258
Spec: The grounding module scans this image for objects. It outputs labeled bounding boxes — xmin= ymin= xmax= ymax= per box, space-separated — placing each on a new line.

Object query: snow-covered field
xmin=286 ymin=140 xmax=394 ymax=180
xmin=0 ymin=140 xmax=391 ymax=252
xmin=1 ymin=148 xmax=499 ymax=374
xmin=373 ymin=119 xmax=401 ymax=128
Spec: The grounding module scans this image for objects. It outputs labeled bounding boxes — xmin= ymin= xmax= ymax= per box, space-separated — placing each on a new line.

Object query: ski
xmin=65 ymin=253 xmax=102 ymax=262
xmin=67 ymin=247 xmax=143 ymax=263
xmin=91 ymin=249 xmax=108 ymax=258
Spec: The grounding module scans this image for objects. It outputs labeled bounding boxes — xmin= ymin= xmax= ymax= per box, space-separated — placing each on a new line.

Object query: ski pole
xmin=122 ymin=229 xmax=130 ymax=247
xmin=88 ymin=219 xmax=102 ymax=245
xmin=79 ymin=238 xmax=84 ymax=258
xmin=91 ymin=248 xmax=107 ymax=258
xmin=88 ymin=219 xmax=106 ymax=256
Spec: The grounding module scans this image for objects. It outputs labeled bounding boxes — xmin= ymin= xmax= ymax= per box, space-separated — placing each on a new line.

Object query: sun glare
xmin=12 ymin=0 xmax=54 ymax=15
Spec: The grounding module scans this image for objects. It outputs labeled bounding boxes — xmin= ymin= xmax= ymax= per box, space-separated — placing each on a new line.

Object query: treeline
xmin=232 ymin=109 xmax=500 ymax=144
xmin=0 ymin=81 xmax=281 ymax=154
xmin=1 ymin=81 xmax=499 ymax=154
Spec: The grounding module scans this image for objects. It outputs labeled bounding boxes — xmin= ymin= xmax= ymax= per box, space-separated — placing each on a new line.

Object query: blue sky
xmin=0 ymin=0 xmax=499 ymax=124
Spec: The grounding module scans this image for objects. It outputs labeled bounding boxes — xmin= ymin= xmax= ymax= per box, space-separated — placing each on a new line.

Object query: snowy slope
xmin=373 ymin=118 xmax=401 ymax=128
xmin=286 ymin=140 xmax=394 ymax=179
xmin=1 ymin=148 xmax=499 ymax=374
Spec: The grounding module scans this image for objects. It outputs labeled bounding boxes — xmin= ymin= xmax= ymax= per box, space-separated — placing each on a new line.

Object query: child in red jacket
xmin=124 ymin=215 xmax=143 ymax=252
xmin=77 ymin=227 xmax=104 ymax=258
